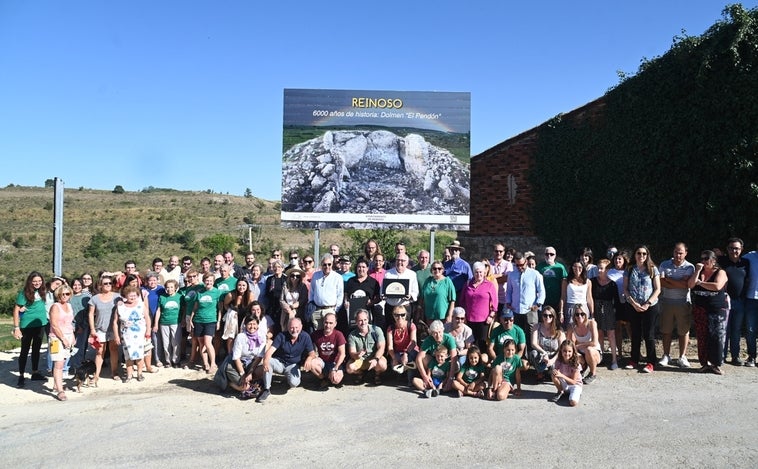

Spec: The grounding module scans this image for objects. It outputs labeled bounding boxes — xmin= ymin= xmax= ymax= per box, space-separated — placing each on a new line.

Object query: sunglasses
xmin=542 ymin=314 xmax=554 ymax=319
xmin=454 ymin=317 xmax=465 ymax=320
xmin=291 ymin=275 xmax=301 ymax=279
xmin=574 ymin=312 xmax=587 ymax=317
xmin=60 ymin=292 xmax=71 ymax=297
xmin=636 ymin=252 xmax=648 ymax=256
xmin=101 ymin=282 xmax=112 ymax=286
xmin=432 ymin=267 xmax=443 ymax=271
xmin=322 ymin=263 xmax=332 ymax=267
xmin=545 ymin=252 xmax=556 ymax=256
xmin=304 ymin=259 xmax=314 ymax=263
xmin=393 ymin=314 xmax=406 ymax=318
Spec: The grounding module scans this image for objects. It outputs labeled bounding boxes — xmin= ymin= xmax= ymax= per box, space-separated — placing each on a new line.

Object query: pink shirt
xmin=50 ymin=302 xmax=74 ymax=340
xmin=460 ymin=280 xmax=497 ymax=323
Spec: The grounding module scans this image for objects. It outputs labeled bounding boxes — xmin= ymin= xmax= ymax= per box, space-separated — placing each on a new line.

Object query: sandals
xmin=136 ymin=374 xmax=145 ymax=382
xmin=56 ymin=391 xmax=67 ymax=401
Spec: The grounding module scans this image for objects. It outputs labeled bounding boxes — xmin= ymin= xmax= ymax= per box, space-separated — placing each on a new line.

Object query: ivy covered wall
xmin=531 ymin=4 xmax=758 ymax=258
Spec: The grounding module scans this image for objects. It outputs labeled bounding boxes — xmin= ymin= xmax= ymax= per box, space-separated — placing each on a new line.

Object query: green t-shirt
xmin=493 ymin=354 xmax=522 ymax=384
xmin=421 ymin=333 xmax=457 ymax=356
xmin=158 ymin=293 xmax=182 ymax=325
xmin=459 ymin=362 xmax=486 ymax=384
xmin=194 ymin=287 xmax=222 ymax=323
xmin=537 ymin=262 xmax=567 ymax=308
xmin=15 ymin=290 xmax=48 ymax=328
xmin=214 ymin=276 xmax=238 ymax=302
xmin=421 ymin=276 xmax=457 ymax=321
xmin=489 ymin=323 xmax=526 ymax=353
xmin=430 ymin=360 xmax=451 ymax=382
xmin=179 ymin=284 xmax=203 ymax=321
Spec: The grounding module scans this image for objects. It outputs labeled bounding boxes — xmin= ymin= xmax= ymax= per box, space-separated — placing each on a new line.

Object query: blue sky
xmin=1 ymin=1 xmax=754 ymax=201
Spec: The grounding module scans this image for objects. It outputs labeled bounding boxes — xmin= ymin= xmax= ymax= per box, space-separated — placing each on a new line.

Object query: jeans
xmin=727 ymin=297 xmax=745 ymax=360
xmin=744 ymin=298 xmax=758 ymax=359
xmin=263 ymin=357 xmax=301 ymax=389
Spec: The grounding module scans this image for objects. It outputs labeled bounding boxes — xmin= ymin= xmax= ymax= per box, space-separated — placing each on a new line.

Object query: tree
xmin=112 ymin=185 xmax=125 ymax=194
xmin=244 ymin=188 xmax=253 ymax=198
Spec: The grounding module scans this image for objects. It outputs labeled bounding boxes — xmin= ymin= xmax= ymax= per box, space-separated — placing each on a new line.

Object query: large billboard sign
xmin=281 ymin=89 xmax=471 ymax=229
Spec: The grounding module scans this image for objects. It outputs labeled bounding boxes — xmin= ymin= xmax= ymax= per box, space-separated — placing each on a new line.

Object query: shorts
xmin=351 ymin=356 xmax=380 ymax=371
xmin=225 ymin=362 xmax=242 ymax=386
xmin=193 ymin=322 xmax=217 ymax=337
xmin=320 ymin=360 xmax=345 ymax=374
xmin=393 ymin=349 xmax=418 ymax=365
xmin=95 ymin=331 xmax=107 ymax=343
xmin=659 ymin=302 xmax=692 ymax=335
xmin=48 ymin=335 xmax=74 ymax=362
xmin=432 ymin=376 xmax=444 ymax=387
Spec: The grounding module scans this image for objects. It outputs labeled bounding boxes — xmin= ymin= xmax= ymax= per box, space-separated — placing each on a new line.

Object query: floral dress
xmin=117 ymin=301 xmax=147 ymax=360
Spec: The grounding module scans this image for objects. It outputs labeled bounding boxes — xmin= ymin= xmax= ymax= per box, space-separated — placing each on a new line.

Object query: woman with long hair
xmin=12 ymin=271 xmax=49 ymax=387
xmin=623 ymin=245 xmax=661 ymax=373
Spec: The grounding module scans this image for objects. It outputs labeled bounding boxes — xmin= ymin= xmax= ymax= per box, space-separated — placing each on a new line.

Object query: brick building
xmin=458 ymin=97 xmax=606 ymax=260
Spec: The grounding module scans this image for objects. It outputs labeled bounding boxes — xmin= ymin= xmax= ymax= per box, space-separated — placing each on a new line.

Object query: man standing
xmin=537 ymin=247 xmax=567 ymax=311
xmin=306 ymin=312 xmax=346 ymax=389
xmin=490 ymin=243 xmax=513 ymax=315
xmin=309 ymin=254 xmax=344 ymax=332
xmin=255 ymin=317 xmax=315 ymax=402
xmin=506 ymin=252 xmax=546 ymax=336
xmin=443 ymin=240 xmax=473 ymax=296
xmin=658 ymin=242 xmax=695 ymax=368
xmin=741 ymin=243 xmax=758 ymax=367
xmin=337 ymin=256 xmax=355 ymax=283
xmin=240 ymin=251 xmax=257 ymax=283
xmin=346 ymin=309 xmax=388 ymax=382
xmin=718 ymin=238 xmax=750 ymax=365
xmin=413 ymin=250 xmax=432 ymax=295
xmin=161 ymin=255 xmax=182 ymax=286
xmin=212 ymin=254 xmax=225 ymax=279
xmin=223 ymin=251 xmax=245 ymax=279
xmin=382 ymin=253 xmax=418 ymax=329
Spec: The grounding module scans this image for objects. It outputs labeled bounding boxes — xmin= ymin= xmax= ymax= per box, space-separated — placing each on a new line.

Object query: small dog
xmin=74 ymin=360 xmax=97 ymax=392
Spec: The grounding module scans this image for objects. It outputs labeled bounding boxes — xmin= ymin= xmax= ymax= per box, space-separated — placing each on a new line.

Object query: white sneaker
xmin=678 ymin=355 xmax=691 ymax=368
xmin=658 ymin=354 xmax=670 ymax=367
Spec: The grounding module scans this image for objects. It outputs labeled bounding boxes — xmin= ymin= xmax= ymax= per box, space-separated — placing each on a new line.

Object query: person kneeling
xmin=346 ymin=309 xmax=388 ymax=385
xmin=254 ymin=317 xmax=315 ymax=403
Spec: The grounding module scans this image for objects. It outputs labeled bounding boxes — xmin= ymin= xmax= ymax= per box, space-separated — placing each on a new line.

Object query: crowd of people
xmin=11 ymin=236 xmax=753 ymax=406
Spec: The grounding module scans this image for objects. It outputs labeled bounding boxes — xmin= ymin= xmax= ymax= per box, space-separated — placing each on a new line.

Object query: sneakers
xmin=746 ymin=357 xmax=756 ymax=367
xmin=658 ymin=354 xmax=670 ymax=367
xmin=550 ymin=391 xmax=564 ymax=403
xmin=583 ymin=374 xmax=597 ymax=385
xmin=17 ymin=376 xmax=25 ymax=388
xmin=642 ymin=363 xmax=654 ymax=373
xmin=609 ymin=362 xmax=619 ymax=371
xmin=678 ymin=356 xmax=691 ymax=369
xmin=424 ymin=389 xmax=433 ymax=398
xmin=731 ymin=357 xmax=745 ymax=366
xmin=624 ymin=361 xmax=637 ymax=370
xmin=431 ymin=389 xmax=439 ymax=397
xmin=255 ymin=389 xmax=270 ymax=403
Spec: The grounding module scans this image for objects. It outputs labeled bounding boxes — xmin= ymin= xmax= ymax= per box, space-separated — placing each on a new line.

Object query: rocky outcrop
xmin=282 ymin=130 xmax=470 ymax=219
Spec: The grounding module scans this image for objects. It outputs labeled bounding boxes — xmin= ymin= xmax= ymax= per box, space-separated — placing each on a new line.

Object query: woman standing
xmin=191 ymin=273 xmax=223 ymax=374
xmin=68 ymin=278 xmax=92 ymax=374
xmin=154 ymin=279 xmax=183 ymax=367
xmin=49 ymin=284 xmax=75 ymax=400
xmin=280 ymin=267 xmax=308 ymax=332
xmin=420 ymin=261 xmax=457 ymax=324
xmin=88 ymin=276 xmax=120 ymax=382
xmin=688 ymin=250 xmax=729 ymax=375
xmin=12 ymin=272 xmax=49 ymax=387
xmin=609 ymin=251 xmax=632 ymax=360
xmin=459 ymin=261 xmax=497 ymax=352
xmin=264 ymin=259 xmax=286 ymax=329
xmin=592 ymin=259 xmax=619 ymax=369
xmin=113 ymin=286 xmax=151 ymax=382
xmin=221 ymin=279 xmax=255 ymax=354
xmin=623 ymin=245 xmax=661 ymax=373
xmin=559 ymin=261 xmax=594 ymax=330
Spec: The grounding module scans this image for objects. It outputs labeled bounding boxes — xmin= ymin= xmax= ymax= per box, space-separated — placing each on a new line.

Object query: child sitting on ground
xmin=412 ymin=345 xmax=451 ymax=398
xmin=551 ymin=339 xmax=583 ymax=407
xmin=488 ymin=339 xmax=522 ymax=401
xmin=452 ymin=345 xmax=487 ymax=398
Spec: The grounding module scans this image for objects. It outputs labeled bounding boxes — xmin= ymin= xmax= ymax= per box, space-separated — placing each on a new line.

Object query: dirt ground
xmin=1 ymin=342 xmax=757 ymax=468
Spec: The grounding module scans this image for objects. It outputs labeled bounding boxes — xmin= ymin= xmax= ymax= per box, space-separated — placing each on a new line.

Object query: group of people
xmin=11 ymin=237 xmax=754 ymax=405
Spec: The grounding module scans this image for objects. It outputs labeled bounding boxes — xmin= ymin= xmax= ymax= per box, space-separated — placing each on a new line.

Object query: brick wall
xmin=463 ymin=97 xmax=607 ymax=252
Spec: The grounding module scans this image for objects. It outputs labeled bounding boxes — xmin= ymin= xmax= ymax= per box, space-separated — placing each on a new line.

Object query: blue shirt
xmin=271 ymin=331 xmax=314 ymax=367
xmin=505 ymin=268 xmax=546 ymax=315
xmin=743 ymin=251 xmax=758 ymax=299
xmin=444 ymin=257 xmax=473 ymax=294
